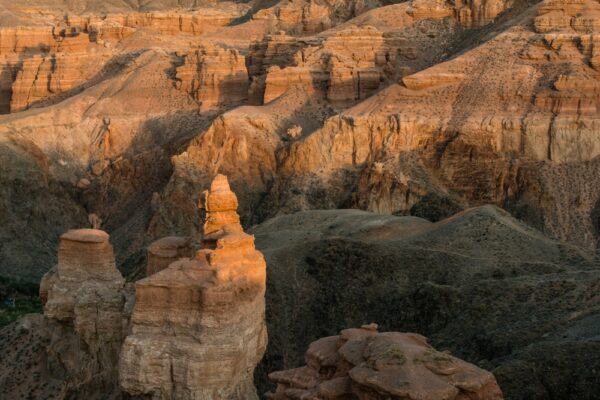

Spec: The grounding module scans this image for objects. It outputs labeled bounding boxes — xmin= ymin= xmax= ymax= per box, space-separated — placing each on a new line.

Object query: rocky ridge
xmin=252 ymin=206 xmax=600 ymax=400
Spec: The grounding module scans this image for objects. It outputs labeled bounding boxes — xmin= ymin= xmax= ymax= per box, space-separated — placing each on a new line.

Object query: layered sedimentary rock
xmin=262 ymin=0 xmax=600 ymax=247
xmin=120 ymin=175 xmax=268 ymax=400
xmin=146 ymin=236 xmax=193 ymax=276
xmin=259 ymin=26 xmax=393 ymax=106
xmin=10 ymin=51 xmax=113 ymax=112
xmin=0 ymin=0 xmax=528 ymax=282
xmin=0 ymin=3 xmax=248 ymax=114
xmin=40 ymin=229 xmax=126 ymax=397
xmin=251 ymin=0 xmax=376 ymax=35
xmin=0 ymin=26 xmax=84 ymax=113
xmin=453 ymin=0 xmax=509 ymax=28
xmin=176 ymin=45 xmax=249 ymax=111
xmin=251 ymin=0 xmax=508 ymax=108
xmin=268 ymin=324 xmax=504 ymax=399
xmin=0 ymin=26 xmax=56 ymax=55
xmin=77 ymin=5 xmax=248 ymax=42
xmin=533 ymin=0 xmax=600 ymax=33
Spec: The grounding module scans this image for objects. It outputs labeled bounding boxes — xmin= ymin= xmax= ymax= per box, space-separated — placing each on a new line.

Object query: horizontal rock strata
xmin=119 ymin=175 xmax=268 ymax=400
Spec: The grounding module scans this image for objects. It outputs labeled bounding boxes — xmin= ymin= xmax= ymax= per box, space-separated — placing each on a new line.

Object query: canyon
xmin=1 ymin=180 xmax=599 ymax=399
xmin=0 ymin=0 xmax=599 ymax=399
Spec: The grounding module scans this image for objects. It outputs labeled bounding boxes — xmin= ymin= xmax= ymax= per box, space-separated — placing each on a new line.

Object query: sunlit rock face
xmin=268 ymin=324 xmax=505 ymax=400
xmin=119 ymin=174 xmax=268 ymax=400
xmin=176 ymin=44 xmax=250 ymax=111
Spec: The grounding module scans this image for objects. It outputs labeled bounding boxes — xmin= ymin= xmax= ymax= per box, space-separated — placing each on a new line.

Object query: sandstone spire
xmin=200 ymin=173 xmax=243 ymax=246
xmin=120 ymin=174 xmax=268 ymax=400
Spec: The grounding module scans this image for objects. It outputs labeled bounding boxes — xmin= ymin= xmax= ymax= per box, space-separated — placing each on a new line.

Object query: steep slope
xmin=273 ymin=0 xmax=600 ymax=248
xmin=0 ymin=46 xmax=206 ymax=279
xmin=251 ymin=206 xmax=600 ymax=400
xmin=3 ymin=0 xmax=599 ymax=286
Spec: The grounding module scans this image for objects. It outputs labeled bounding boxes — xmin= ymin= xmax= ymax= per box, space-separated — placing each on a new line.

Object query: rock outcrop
xmin=176 ymin=45 xmax=249 ymax=111
xmin=255 ymin=0 xmax=600 ymax=248
xmin=120 ymin=174 xmax=268 ymax=400
xmin=146 ymin=236 xmax=193 ymax=276
xmin=250 ymin=0 xmax=377 ymax=35
xmin=268 ymin=324 xmax=504 ymax=400
xmin=250 ymin=2 xmax=469 ymax=108
xmin=40 ymin=229 xmax=127 ymax=397
xmin=0 ymin=0 xmax=533 ymax=283
xmin=10 ymin=52 xmax=112 ymax=112
xmin=73 ymin=6 xmax=247 ymax=40
xmin=261 ymin=26 xmax=393 ymax=107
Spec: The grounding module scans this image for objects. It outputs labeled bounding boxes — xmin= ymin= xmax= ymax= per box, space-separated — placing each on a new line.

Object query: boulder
xmin=268 ymin=324 xmax=504 ymax=400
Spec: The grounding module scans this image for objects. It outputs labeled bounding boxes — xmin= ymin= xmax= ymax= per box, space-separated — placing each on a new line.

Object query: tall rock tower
xmin=120 ymin=174 xmax=268 ymax=399
xmin=40 ymin=229 xmax=126 ymax=397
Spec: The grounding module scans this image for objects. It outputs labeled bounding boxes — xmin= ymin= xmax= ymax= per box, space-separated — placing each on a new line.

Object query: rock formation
xmin=40 ymin=229 xmax=127 ymax=397
xmin=176 ymin=45 xmax=249 ymax=111
xmin=10 ymin=52 xmax=112 ymax=112
xmin=260 ymin=26 xmax=393 ymax=107
xmin=146 ymin=236 xmax=193 ymax=276
xmin=268 ymin=324 xmax=504 ymax=399
xmin=19 ymin=178 xmax=267 ymax=399
xmin=119 ymin=174 xmax=268 ymax=400
xmin=0 ymin=3 xmax=248 ymax=114
xmin=0 ymin=0 xmax=548 ymax=283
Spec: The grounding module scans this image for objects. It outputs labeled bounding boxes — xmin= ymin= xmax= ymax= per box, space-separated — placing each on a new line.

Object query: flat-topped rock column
xmin=40 ymin=229 xmax=126 ymax=397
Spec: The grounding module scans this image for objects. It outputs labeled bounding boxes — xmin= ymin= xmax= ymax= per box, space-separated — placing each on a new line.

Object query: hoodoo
xmin=119 ymin=174 xmax=268 ymax=400
xmin=40 ymin=229 xmax=126 ymax=397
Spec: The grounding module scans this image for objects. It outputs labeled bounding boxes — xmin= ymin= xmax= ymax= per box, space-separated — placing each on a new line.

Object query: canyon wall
xmin=152 ymin=0 xmax=600 ymax=250
xmin=0 ymin=3 xmax=248 ymax=114
xmin=176 ymin=44 xmax=249 ymax=111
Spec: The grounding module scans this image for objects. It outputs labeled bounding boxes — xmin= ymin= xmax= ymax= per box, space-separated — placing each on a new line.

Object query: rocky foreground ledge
xmin=268 ymin=324 xmax=503 ymax=400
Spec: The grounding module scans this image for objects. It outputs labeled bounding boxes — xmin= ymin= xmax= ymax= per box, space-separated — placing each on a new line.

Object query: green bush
xmin=0 ymin=276 xmax=42 ymax=327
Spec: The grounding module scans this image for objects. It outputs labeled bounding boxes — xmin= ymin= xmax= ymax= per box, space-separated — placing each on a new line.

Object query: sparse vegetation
xmin=380 ymin=344 xmax=407 ymax=364
xmin=0 ymin=276 xmax=42 ymax=327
